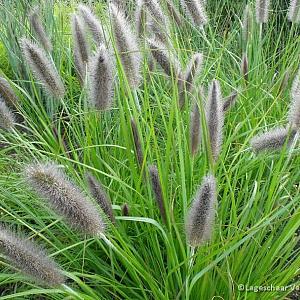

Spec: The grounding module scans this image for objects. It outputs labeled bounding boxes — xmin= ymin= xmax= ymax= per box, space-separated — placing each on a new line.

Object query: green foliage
xmin=0 ymin=0 xmax=300 ymax=299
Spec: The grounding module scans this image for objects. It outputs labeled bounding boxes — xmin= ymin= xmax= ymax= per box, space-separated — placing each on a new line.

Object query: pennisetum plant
xmin=144 ymin=0 xmax=170 ymax=43
xmin=288 ymin=71 xmax=300 ymax=129
xmin=148 ymin=164 xmax=167 ymax=224
xmin=78 ymin=3 xmax=105 ymax=45
xmin=223 ymin=90 xmax=238 ymax=112
xmin=25 ymin=162 xmax=105 ymax=236
xmin=255 ymin=0 xmax=270 ymax=24
xmin=148 ymin=38 xmax=181 ymax=79
xmin=110 ymin=3 xmax=141 ymax=90
xmin=86 ymin=173 xmax=116 ymax=224
xmin=206 ymin=80 xmax=224 ymax=162
xmin=292 ymin=67 xmax=300 ymax=100
xmin=250 ymin=127 xmax=296 ymax=153
xmin=0 ymin=98 xmax=16 ymax=131
xmin=186 ymin=174 xmax=217 ymax=247
xmin=136 ymin=0 xmax=148 ymax=39
xmin=241 ymin=53 xmax=249 ymax=82
xmin=122 ymin=203 xmax=130 ymax=216
xmin=88 ymin=45 xmax=115 ymax=110
xmin=29 ymin=6 xmax=52 ymax=52
xmin=181 ymin=0 xmax=208 ymax=27
xmin=288 ymin=0 xmax=300 ymax=23
xmin=178 ymin=53 xmax=203 ymax=109
xmin=250 ymin=70 xmax=300 ymax=153
xmin=130 ymin=118 xmax=144 ymax=167
xmin=71 ymin=14 xmax=90 ymax=85
xmin=0 ymin=225 xmax=64 ymax=286
xmin=242 ymin=4 xmax=252 ymax=47
xmin=164 ymin=0 xmax=182 ymax=27
xmin=0 ymin=77 xmax=19 ymax=109
xmin=19 ymin=38 xmax=65 ymax=99
xmin=190 ymin=100 xmax=201 ymax=156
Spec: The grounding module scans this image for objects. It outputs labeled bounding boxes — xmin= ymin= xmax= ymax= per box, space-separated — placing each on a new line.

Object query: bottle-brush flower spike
xmin=190 ymin=101 xmax=201 ymax=156
xmin=88 ymin=45 xmax=114 ymax=110
xmin=110 ymin=3 xmax=141 ymax=89
xmin=0 ymin=225 xmax=64 ymax=286
xmin=148 ymin=38 xmax=180 ymax=78
xmin=86 ymin=173 xmax=116 ymax=224
xmin=0 ymin=77 xmax=19 ymax=108
xmin=255 ymin=0 xmax=270 ymax=24
xmin=288 ymin=0 xmax=300 ymax=23
xmin=206 ymin=80 xmax=224 ymax=161
xmin=0 ymin=98 xmax=15 ymax=131
xmin=223 ymin=91 xmax=238 ymax=112
xmin=71 ymin=14 xmax=90 ymax=84
xmin=130 ymin=118 xmax=144 ymax=167
xmin=181 ymin=0 xmax=208 ymax=27
xmin=250 ymin=127 xmax=296 ymax=153
xmin=19 ymin=38 xmax=65 ymax=98
xmin=148 ymin=165 xmax=167 ymax=224
xmin=78 ymin=3 xmax=105 ymax=44
xmin=178 ymin=53 xmax=203 ymax=108
xmin=29 ymin=6 xmax=52 ymax=52
xmin=186 ymin=174 xmax=217 ymax=246
xmin=25 ymin=162 xmax=105 ymax=236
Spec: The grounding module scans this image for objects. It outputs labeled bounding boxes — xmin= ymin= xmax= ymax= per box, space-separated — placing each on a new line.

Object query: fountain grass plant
xmin=0 ymin=0 xmax=300 ymax=299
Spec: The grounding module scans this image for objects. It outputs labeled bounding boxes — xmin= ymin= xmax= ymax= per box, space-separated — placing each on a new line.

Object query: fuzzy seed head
xmin=0 ymin=226 xmax=64 ymax=286
xmin=110 ymin=3 xmax=141 ymax=89
xmin=130 ymin=118 xmax=144 ymax=167
xmin=288 ymin=0 xmax=300 ymax=23
xmin=122 ymin=203 xmax=130 ymax=216
xmin=71 ymin=14 xmax=90 ymax=84
xmin=190 ymin=101 xmax=201 ymax=156
xmin=148 ymin=165 xmax=166 ymax=224
xmin=144 ymin=0 xmax=168 ymax=28
xmin=29 ymin=6 xmax=52 ymax=52
xmin=178 ymin=53 xmax=203 ymax=109
xmin=186 ymin=174 xmax=217 ymax=246
xmin=255 ymin=0 xmax=270 ymax=23
xmin=20 ymin=38 xmax=65 ymax=98
xmin=165 ymin=0 xmax=183 ymax=27
xmin=289 ymin=93 xmax=300 ymax=129
xmin=136 ymin=0 xmax=148 ymax=39
xmin=185 ymin=53 xmax=203 ymax=90
xmin=278 ymin=70 xmax=290 ymax=96
xmin=181 ymin=0 xmax=208 ymax=27
xmin=86 ymin=173 xmax=115 ymax=224
xmin=0 ymin=98 xmax=15 ymax=131
xmin=0 ymin=77 xmax=19 ymax=108
xmin=78 ymin=4 xmax=104 ymax=44
xmin=144 ymin=0 xmax=170 ymax=43
xmin=25 ymin=162 xmax=105 ymax=236
xmin=88 ymin=46 xmax=114 ymax=110
xmin=223 ymin=91 xmax=238 ymax=112
xmin=148 ymin=38 xmax=180 ymax=78
xmin=250 ymin=127 xmax=296 ymax=153
xmin=206 ymin=80 xmax=224 ymax=161
xmin=242 ymin=4 xmax=252 ymax=43
xmin=290 ymin=69 xmax=300 ymax=128
xmin=292 ymin=68 xmax=300 ymax=99
xmin=241 ymin=53 xmax=249 ymax=81
xmin=71 ymin=15 xmax=89 ymax=64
